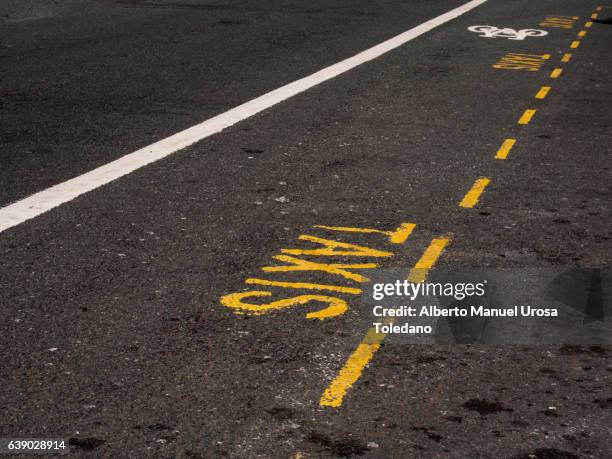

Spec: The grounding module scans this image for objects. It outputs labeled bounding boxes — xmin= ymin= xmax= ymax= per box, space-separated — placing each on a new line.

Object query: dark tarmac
xmin=1 ymin=0 xmax=611 ymax=457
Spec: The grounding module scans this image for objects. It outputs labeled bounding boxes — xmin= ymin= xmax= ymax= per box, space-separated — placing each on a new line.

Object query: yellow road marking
xmin=535 ymin=86 xmax=551 ymax=100
xmin=570 ymin=40 xmax=581 ymax=49
xmin=578 ymin=30 xmax=587 ymax=37
xmin=550 ymin=68 xmax=563 ymax=78
xmin=561 ymin=53 xmax=572 ymax=63
xmin=493 ymin=53 xmax=550 ymax=71
xmin=263 ymin=255 xmax=378 ymax=282
xmin=319 ymin=332 xmax=382 ymax=407
xmin=495 ymin=138 xmax=516 ymax=160
xmin=518 ymin=109 xmax=537 ymax=125
xmin=596 ymin=6 xmax=602 ymax=11
xmin=388 ymin=223 xmax=417 ymax=244
xmin=539 ymin=16 xmax=576 ymax=28
xmin=585 ymin=21 xmax=593 ymax=28
xmin=313 ymin=222 xmax=416 ymax=245
xmin=408 ymin=237 xmax=451 ymax=283
xmin=282 ymin=235 xmax=393 ymax=257
xmin=245 ymin=278 xmax=362 ymax=295
xmin=222 ymin=220 xmax=419 ymax=320
xmin=221 ymin=291 xmax=349 ymax=319
xmin=459 ymin=177 xmax=491 ymax=208
xmin=591 ymin=13 xmax=598 ymax=19
xmin=319 ymin=236 xmax=450 ymax=408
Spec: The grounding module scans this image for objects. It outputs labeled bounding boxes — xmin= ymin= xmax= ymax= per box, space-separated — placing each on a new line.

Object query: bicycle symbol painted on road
xmin=468 ymin=25 xmax=548 ymax=41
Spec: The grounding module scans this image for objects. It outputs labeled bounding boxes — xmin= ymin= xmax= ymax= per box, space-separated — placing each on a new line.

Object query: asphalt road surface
xmin=1 ymin=0 xmax=611 ymax=457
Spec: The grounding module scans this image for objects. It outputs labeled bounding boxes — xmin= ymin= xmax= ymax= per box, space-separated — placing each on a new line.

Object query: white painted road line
xmin=0 ymin=0 xmax=487 ymax=234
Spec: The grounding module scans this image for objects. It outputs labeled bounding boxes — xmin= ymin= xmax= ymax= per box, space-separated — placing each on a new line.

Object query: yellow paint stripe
xmin=320 ymin=340 xmax=381 ymax=407
xmin=596 ymin=6 xmax=602 ymax=11
xmin=408 ymin=237 xmax=451 ymax=283
xmin=561 ymin=53 xmax=572 ymax=63
xmin=570 ymin=40 xmax=581 ymax=49
xmin=313 ymin=222 xmax=415 ymax=245
xmin=459 ymin=177 xmax=490 ymax=209
xmin=585 ymin=21 xmax=593 ymax=28
xmin=245 ymin=278 xmax=362 ymax=295
xmin=550 ymin=68 xmax=563 ymax=78
xmin=389 ymin=222 xmax=416 ymax=244
xmin=518 ymin=109 xmax=536 ymax=125
xmin=495 ymin=138 xmax=516 ymax=160
xmin=578 ymin=30 xmax=587 ymax=37
xmin=591 ymin=13 xmax=598 ymax=19
xmin=319 ymin=236 xmax=450 ymax=408
xmin=535 ymin=86 xmax=551 ymax=100
xmin=314 ymin=225 xmax=386 ymax=235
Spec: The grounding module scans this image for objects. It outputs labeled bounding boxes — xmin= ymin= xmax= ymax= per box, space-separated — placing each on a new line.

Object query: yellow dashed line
xmin=535 ymin=86 xmax=551 ymax=100
xmin=495 ymin=138 xmax=516 ymax=160
xmin=459 ymin=177 xmax=490 ymax=208
xmin=319 ymin=236 xmax=450 ymax=408
xmin=596 ymin=6 xmax=602 ymax=11
xmin=388 ymin=223 xmax=417 ymax=244
xmin=319 ymin=333 xmax=382 ymax=407
xmin=408 ymin=237 xmax=451 ymax=283
xmin=518 ymin=109 xmax=536 ymax=125
xmin=308 ymin=2 xmax=599 ymax=407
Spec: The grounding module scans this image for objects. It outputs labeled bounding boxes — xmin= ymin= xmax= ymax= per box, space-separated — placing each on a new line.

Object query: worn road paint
xmin=591 ymin=13 xmax=598 ymax=19
xmin=313 ymin=223 xmax=416 ymax=245
xmin=577 ymin=30 xmax=587 ymax=37
xmin=540 ymin=16 xmax=577 ymax=28
xmin=319 ymin=236 xmax=450 ymax=407
xmin=459 ymin=177 xmax=491 ymax=208
xmin=561 ymin=53 xmax=572 ymax=63
xmin=518 ymin=109 xmax=537 ymax=125
xmin=245 ymin=278 xmax=362 ymax=295
xmin=596 ymin=6 xmax=602 ymax=11
xmin=0 ymin=0 xmax=488 ymax=234
xmin=495 ymin=138 xmax=516 ymax=160
xmin=585 ymin=21 xmax=593 ymax=28
xmin=536 ymin=86 xmax=551 ymax=99
xmin=570 ymin=40 xmax=581 ymax=49
xmin=493 ymin=52 xmax=550 ymax=71
xmin=550 ymin=68 xmax=563 ymax=78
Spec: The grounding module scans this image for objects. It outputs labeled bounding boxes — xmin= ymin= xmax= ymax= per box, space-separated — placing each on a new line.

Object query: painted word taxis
xmin=221 ymin=223 xmax=415 ymax=319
